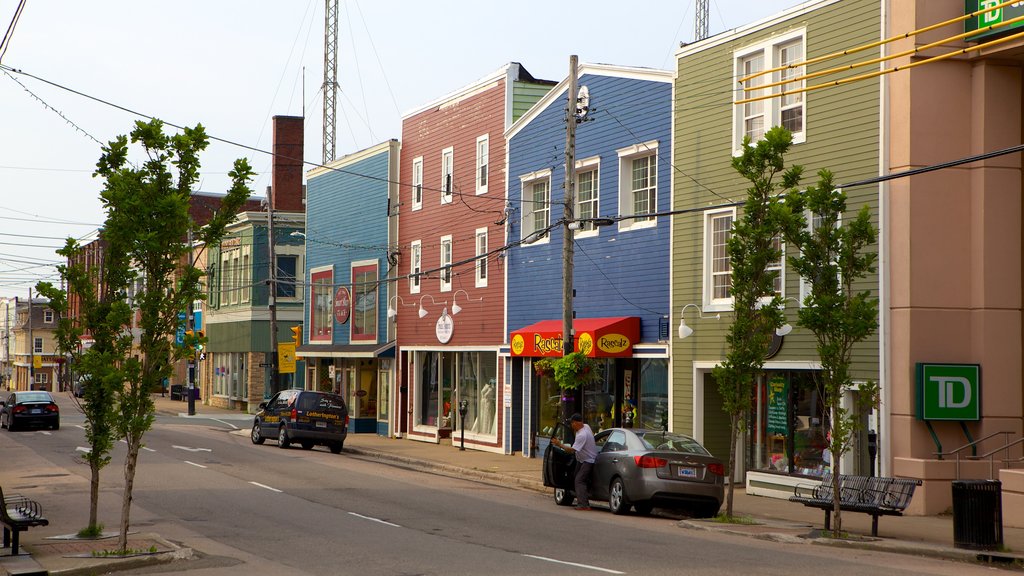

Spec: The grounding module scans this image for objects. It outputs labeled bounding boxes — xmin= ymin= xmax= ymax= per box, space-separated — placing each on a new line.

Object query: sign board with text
xmin=915 ymin=363 xmax=981 ymax=421
xmin=965 ymin=1 xmax=1024 ymax=41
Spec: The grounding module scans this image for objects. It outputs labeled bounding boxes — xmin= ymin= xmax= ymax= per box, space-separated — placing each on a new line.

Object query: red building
xmin=397 ymin=63 xmax=554 ymax=452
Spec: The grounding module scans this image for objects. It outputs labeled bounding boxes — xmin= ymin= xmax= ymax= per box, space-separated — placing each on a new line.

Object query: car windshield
xmin=17 ymin=392 xmax=52 ymax=403
xmin=636 ymin=432 xmax=710 ymax=455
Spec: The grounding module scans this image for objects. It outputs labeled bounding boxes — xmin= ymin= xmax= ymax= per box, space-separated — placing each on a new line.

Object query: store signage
xmin=509 ymin=317 xmax=640 ymax=358
xmin=766 ymin=376 xmax=789 ymax=435
xmin=333 ymin=287 xmax=351 ymax=324
xmin=965 ymin=1 xmax=1024 ymax=41
xmin=915 ymin=363 xmax=981 ymax=421
xmin=221 ymin=237 xmax=241 ymax=248
xmin=597 ymin=333 xmax=631 ymax=355
xmin=436 ymin=310 xmax=454 ymax=344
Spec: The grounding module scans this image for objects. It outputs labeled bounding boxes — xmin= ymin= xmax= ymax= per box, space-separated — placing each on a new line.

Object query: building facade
xmin=10 ymin=298 xmax=60 ymax=391
xmin=505 ymin=64 xmax=674 ymax=457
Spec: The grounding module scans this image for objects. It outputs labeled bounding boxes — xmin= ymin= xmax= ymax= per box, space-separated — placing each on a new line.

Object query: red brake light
xmin=707 ymin=463 xmax=725 ymax=476
xmin=48 ymin=403 xmax=59 ymax=413
xmin=13 ymin=405 xmax=25 ymax=414
xmin=290 ymin=407 xmax=297 ymax=421
xmin=634 ymin=455 xmax=669 ymax=468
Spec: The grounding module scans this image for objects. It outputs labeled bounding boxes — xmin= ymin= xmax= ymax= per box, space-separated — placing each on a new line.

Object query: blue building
xmin=504 ymin=64 xmax=673 ymax=456
xmin=299 ymin=140 xmax=400 ymax=436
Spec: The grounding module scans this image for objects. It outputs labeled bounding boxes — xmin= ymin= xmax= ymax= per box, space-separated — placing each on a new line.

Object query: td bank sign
xmin=965 ymin=1 xmax=1024 ymax=41
xmin=915 ymin=363 xmax=981 ymax=421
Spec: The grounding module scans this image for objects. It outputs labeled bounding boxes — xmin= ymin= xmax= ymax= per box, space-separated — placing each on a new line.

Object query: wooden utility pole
xmin=562 ymin=55 xmax=578 ymax=358
xmin=267 ymin=191 xmax=280 ymax=395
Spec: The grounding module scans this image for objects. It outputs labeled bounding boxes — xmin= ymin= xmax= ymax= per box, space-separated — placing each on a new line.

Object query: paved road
xmin=1 ymin=394 xmax=1004 ymax=575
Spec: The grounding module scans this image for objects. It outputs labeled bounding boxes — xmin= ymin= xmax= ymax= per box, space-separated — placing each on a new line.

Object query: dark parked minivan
xmin=251 ymin=389 xmax=348 ymax=454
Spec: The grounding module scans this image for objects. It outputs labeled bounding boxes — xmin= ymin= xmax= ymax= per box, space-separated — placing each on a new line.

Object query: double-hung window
xmin=33 ymin=337 xmax=43 ymax=354
xmin=439 ymin=235 xmax=452 ymax=292
xmin=475 ymin=227 xmax=488 ymax=288
xmin=412 ymin=156 xmax=423 ymax=211
xmin=475 ymin=135 xmax=488 ymax=194
xmin=441 ymin=147 xmax=453 ymax=204
xmin=520 ymin=170 xmax=551 ymax=244
xmin=410 ymin=240 xmax=422 ymax=294
xmin=351 ymin=262 xmax=377 ymax=342
xmin=575 ymin=157 xmax=600 ymax=237
xmin=616 ymin=141 xmax=659 ymax=231
xmin=733 ymin=29 xmax=806 ymax=152
xmin=43 ymin=309 xmax=54 ymax=323
xmin=309 ymin=267 xmax=333 ymax=342
xmin=704 ymin=208 xmax=736 ymax=310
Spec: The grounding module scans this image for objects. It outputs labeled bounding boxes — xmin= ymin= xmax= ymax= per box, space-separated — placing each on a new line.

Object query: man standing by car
xmin=552 ymin=413 xmax=598 ymax=510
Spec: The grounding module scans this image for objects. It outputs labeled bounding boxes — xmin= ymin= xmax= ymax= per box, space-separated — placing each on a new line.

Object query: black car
xmin=1 ymin=391 xmax=60 ymax=431
xmin=543 ymin=424 xmax=724 ymax=517
xmin=251 ymin=389 xmax=348 ymax=454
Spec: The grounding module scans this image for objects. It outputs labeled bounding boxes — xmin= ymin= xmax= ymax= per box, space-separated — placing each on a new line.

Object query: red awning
xmin=509 ymin=317 xmax=640 ymax=358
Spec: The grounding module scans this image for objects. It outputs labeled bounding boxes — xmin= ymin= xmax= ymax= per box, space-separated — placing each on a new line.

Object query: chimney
xmin=271 ymin=115 xmax=304 ymax=212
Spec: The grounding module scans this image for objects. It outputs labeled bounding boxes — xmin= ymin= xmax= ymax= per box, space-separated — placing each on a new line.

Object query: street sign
xmin=278 ymin=342 xmax=296 ymax=374
xmin=915 ymin=363 xmax=981 ymax=421
xmin=176 ymin=311 xmax=187 ymax=346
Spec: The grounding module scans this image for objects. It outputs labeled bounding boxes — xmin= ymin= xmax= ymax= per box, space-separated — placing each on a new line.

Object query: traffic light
xmin=290 ymin=325 xmax=301 ymax=346
xmin=195 ymin=330 xmax=205 ymax=351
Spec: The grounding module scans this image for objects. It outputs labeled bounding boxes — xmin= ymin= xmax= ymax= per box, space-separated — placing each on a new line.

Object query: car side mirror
xmin=258 ymin=402 xmax=267 ymax=410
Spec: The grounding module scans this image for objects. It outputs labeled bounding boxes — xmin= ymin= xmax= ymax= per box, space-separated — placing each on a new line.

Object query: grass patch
xmin=91 ymin=545 xmax=158 ymax=557
xmin=712 ymin=514 xmax=760 ymax=525
xmin=77 ymin=524 xmax=104 ymax=539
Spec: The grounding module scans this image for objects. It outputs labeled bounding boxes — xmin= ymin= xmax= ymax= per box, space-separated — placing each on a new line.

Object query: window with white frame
xmin=35 ymin=372 xmax=47 ymax=384
xmin=43 ymin=309 xmax=54 ymax=323
xmin=733 ymin=30 xmax=806 ymax=151
xmin=410 ymin=240 xmax=422 ymax=294
xmin=310 ymin=267 xmax=333 ymax=342
xmin=440 ymin=235 xmax=452 ymax=292
xmin=575 ymin=158 xmax=600 ymax=237
xmin=475 ymin=227 xmax=488 ymax=287
xmin=476 ymin=135 xmax=489 ymax=194
xmin=412 ymin=156 xmax=423 ymax=211
xmin=617 ymin=141 xmax=659 ymax=230
xmin=351 ymin=262 xmax=377 ymax=342
xmin=520 ymin=170 xmax=551 ymax=244
xmin=33 ymin=337 xmax=43 ymax=353
xmin=441 ymin=147 xmax=453 ymax=204
xmin=704 ymin=208 xmax=736 ymax=309
xmin=767 ymin=235 xmax=784 ymax=297
xmin=240 ymin=246 xmax=251 ymax=303
xmin=275 ymin=248 xmax=303 ymax=300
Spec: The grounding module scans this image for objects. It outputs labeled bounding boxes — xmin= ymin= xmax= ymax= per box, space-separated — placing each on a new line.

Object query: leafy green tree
xmin=714 ymin=127 xmax=801 ymax=518
xmin=89 ymin=119 xmax=253 ymax=552
xmin=37 ymin=234 xmax=134 ymax=536
xmin=781 ymin=168 xmax=879 ymax=537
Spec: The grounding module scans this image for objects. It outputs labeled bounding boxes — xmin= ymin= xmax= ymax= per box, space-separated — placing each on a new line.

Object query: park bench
xmin=790 ymin=472 xmax=921 ymax=537
xmin=0 ymin=486 xmax=48 ymax=555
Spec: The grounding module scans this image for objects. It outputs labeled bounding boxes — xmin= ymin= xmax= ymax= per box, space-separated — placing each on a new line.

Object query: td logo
xmin=915 ymin=363 xmax=981 ymax=421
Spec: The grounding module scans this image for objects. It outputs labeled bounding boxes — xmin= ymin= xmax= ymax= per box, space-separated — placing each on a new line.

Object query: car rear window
xmin=298 ymin=392 xmax=345 ymax=412
xmin=18 ymin=392 xmax=52 ymax=403
xmin=637 ymin=432 xmax=710 ymax=455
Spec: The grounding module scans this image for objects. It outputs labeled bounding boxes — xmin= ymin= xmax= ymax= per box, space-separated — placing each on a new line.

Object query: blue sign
xmin=176 ymin=311 xmax=187 ymax=345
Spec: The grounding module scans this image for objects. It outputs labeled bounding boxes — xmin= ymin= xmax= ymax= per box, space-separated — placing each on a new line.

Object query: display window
xmin=416 ymin=350 xmax=498 ymax=438
xmin=751 ymin=370 xmax=828 ymax=476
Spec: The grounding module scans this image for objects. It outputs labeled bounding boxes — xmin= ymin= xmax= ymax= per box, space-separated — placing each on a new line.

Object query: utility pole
xmin=267 ymin=190 xmax=280 ymax=395
xmin=187 ymin=228 xmax=196 ymax=416
xmin=28 ymin=287 xmax=33 ymax=391
xmin=562 ymin=55 xmax=578 ymax=359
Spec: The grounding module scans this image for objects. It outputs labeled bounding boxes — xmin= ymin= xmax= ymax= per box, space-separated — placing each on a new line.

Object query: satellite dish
xmin=576 ymin=85 xmax=590 ymax=121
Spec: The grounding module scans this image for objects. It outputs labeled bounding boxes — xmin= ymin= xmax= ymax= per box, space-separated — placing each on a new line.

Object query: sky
xmin=0 ymin=0 xmax=799 ymax=299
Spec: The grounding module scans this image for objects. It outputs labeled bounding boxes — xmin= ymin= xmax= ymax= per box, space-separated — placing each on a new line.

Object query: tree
xmin=781 ymin=168 xmax=879 ymax=537
xmin=713 ymin=127 xmax=801 ymax=518
xmin=90 ymin=119 xmax=253 ymax=552
xmin=37 ymin=234 xmax=134 ymax=536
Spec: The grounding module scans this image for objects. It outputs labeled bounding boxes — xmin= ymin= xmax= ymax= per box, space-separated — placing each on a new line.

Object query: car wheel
xmin=251 ymin=422 xmax=265 ymax=445
xmin=300 ymin=441 xmax=314 ymax=450
xmin=7 ymin=418 xmax=16 ymax=432
xmin=608 ymin=477 xmax=631 ymax=515
xmin=277 ymin=424 xmax=291 ymax=448
xmin=329 ymin=441 xmax=344 ymax=454
xmin=52 ymin=421 xmax=60 ymax=431
xmin=633 ymin=502 xmax=654 ymax=516
xmin=554 ymin=488 xmax=574 ymax=507
xmin=0 ymin=414 xmax=6 ymax=429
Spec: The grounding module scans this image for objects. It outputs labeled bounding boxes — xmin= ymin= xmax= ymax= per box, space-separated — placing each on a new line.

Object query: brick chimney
xmin=271 ymin=115 xmax=304 ymax=212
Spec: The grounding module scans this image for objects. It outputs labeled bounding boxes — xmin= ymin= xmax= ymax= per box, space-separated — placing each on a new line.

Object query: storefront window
xmin=418 ymin=352 xmax=440 ymax=427
xmin=753 ymin=370 xmax=828 ymax=476
xmin=536 ymin=363 xmax=562 ymax=438
xmin=583 ymin=360 xmax=615 ymax=432
xmin=637 ymin=358 xmax=668 ymax=430
xmin=377 ymin=366 xmax=390 ymax=422
xmin=457 ymin=352 xmax=497 ymax=436
xmin=348 ymin=361 xmax=377 ymax=419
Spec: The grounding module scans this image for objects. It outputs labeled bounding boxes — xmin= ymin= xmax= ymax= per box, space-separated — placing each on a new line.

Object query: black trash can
xmin=952 ymin=479 xmax=1003 ymax=550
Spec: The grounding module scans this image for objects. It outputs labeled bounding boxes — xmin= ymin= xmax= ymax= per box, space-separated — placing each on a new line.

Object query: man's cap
xmin=570 ymin=413 xmax=583 ymax=422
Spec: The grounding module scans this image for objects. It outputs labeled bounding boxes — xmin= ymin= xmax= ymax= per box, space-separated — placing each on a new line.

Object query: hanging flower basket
xmin=535 ymin=352 xmax=601 ymax=390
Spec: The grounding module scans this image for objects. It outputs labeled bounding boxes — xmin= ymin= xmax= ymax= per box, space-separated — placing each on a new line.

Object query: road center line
xmin=248 ymin=481 xmax=282 ymax=493
xmin=348 ymin=512 xmax=401 ymax=528
xmin=142 ymin=447 xmax=156 ymax=452
xmin=184 ymin=461 xmax=207 ymax=469
xmin=211 ymin=418 xmax=239 ymax=430
xmin=522 ymin=554 xmax=624 ymax=574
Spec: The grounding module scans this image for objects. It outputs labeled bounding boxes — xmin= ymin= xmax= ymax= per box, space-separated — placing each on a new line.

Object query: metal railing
xmin=973 ymin=437 xmax=1024 ymax=480
xmin=934 ymin=431 xmax=1014 ymax=480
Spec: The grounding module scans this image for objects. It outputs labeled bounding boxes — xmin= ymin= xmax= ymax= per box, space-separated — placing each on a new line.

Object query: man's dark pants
xmin=574 ymin=461 xmax=593 ymax=508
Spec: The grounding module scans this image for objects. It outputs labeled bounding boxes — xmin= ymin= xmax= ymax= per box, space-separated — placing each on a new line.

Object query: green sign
xmin=766 ymin=376 xmax=789 ymax=435
xmin=965 ymin=1 xmax=1024 ymax=41
xmin=915 ymin=363 xmax=981 ymax=421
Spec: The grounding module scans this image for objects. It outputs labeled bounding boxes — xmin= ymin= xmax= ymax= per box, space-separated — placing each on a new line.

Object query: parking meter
xmin=458 ymin=399 xmax=469 ymax=451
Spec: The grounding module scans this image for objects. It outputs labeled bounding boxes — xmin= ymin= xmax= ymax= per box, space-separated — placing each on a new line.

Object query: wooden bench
xmin=0 ymin=487 xmax=48 ymax=555
xmin=790 ymin=472 xmax=921 ymax=537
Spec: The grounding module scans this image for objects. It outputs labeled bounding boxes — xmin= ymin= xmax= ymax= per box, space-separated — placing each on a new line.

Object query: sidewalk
xmin=3 ymin=395 xmax=1021 ymax=575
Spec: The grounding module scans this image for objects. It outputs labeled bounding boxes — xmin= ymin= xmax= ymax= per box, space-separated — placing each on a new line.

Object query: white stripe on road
xmin=76 ymin=446 xmax=89 ymax=453
xmin=348 ymin=512 xmax=401 ymax=528
xmin=142 ymin=447 xmax=156 ymax=452
xmin=522 ymin=555 xmax=624 ymax=574
xmin=211 ymin=418 xmax=239 ymax=430
xmin=40 ymin=431 xmax=51 ymax=436
xmin=75 ymin=425 xmax=85 ymax=430
xmin=184 ymin=461 xmax=207 ymax=469
xmin=173 ymin=445 xmax=212 ymax=452
xmin=248 ymin=481 xmax=282 ymax=493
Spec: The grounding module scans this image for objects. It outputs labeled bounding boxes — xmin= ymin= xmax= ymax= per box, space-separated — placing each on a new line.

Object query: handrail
xmin=974 ymin=437 xmax=1024 ymax=480
xmin=934 ymin=431 xmax=1014 ymax=480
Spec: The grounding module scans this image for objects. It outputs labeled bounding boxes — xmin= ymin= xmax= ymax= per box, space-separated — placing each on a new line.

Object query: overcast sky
xmin=0 ymin=0 xmax=799 ymax=299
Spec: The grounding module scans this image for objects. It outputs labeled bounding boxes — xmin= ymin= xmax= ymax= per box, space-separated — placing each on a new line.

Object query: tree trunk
xmin=725 ymin=412 xmax=740 ymax=518
xmin=118 ymin=439 xmax=141 ymax=553
xmin=89 ymin=463 xmax=100 ymax=531
xmin=831 ymin=446 xmax=842 ymax=537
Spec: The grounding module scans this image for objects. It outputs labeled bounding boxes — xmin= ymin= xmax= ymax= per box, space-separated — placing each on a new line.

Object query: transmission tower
xmin=695 ymin=0 xmax=709 ymax=41
xmin=322 ymin=0 xmax=339 ymax=164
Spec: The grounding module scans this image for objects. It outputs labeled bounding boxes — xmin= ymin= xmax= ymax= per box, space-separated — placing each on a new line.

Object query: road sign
xmin=278 ymin=343 xmax=296 ymax=374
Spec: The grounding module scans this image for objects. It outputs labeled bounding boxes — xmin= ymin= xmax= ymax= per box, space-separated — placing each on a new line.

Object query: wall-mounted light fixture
xmin=678 ymin=303 xmax=720 ymax=340
xmin=418 ymin=294 xmax=445 ymax=319
xmin=775 ymin=297 xmax=802 ymax=336
xmin=451 ymin=289 xmax=483 ymax=315
xmin=387 ymin=295 xmax=413 ymax=319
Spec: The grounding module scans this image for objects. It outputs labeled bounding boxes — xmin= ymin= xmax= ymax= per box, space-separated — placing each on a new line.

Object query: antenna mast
xmin=322 ymin=0 xmax=339 ymax=164
xmin=695 ymin=0 xmax=709 ymax=41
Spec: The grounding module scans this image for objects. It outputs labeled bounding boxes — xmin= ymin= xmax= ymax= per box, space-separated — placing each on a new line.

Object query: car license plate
xmin=677 ymin=466 xmax=697 ymax=478
xmin=30 ymin=409 xmax=41 ymax=415
xmin=316 ymin=421 xmax=327 ymax=428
